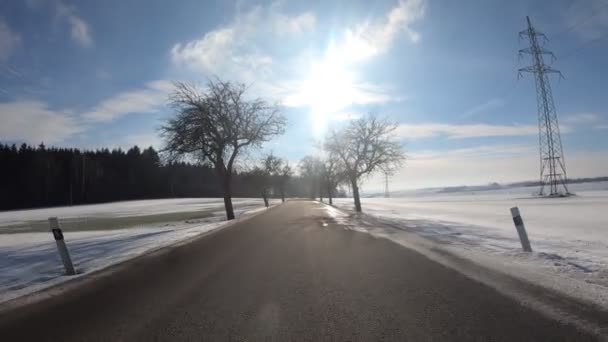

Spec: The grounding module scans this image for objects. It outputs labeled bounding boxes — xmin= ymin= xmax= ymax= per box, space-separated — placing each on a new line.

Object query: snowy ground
xmin=330 ymin=181 xmax=608 ymax=308
xmin=0 ymin=198 xmax=278 ymax=304
xmin=0 ymin=198 xmax=274 ymax=233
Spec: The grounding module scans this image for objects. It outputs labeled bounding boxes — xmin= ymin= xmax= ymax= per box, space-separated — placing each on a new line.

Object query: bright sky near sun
xmin=1 ymin=0 xmax=608 ymax=191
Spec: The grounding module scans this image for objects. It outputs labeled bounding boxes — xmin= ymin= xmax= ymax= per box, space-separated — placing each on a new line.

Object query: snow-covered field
xmin=0 ymin=198 xmax=277 ymax=304
xmin=331 ymin=181 xmax=608 ymax=308
xmin=0 ymin=198 xmax=271 ymax=232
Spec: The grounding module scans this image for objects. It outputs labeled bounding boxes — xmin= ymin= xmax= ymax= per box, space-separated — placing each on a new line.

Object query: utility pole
xmin=518 ymin=16 xmax=570 ymax=197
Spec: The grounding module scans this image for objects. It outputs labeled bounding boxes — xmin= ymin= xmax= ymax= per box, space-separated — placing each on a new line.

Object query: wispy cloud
xmin=170 ymin=1 xmax=424 ymax=107
xmin=0 ymin=18 xmax=20 ymax=62
xmin=170 ymin=3 xmax=315 ymax=79
xmin=338 ymin=0 xmax=426 ymax=63
xmin=394 ymin=122 xmax=560 ymax=139
xmin=562 ymin=0 xmax=608 ymax=41
xmin=272 ymin=10 xmax=316 ymax=35
xmin=25 ymin=0 xmax=93 ymax=47
xmin=83 ymin=80 xmax=172 ymax=122
xmin=0 ymin=80 xmax=172 ymax=145
xmin=169 ymin=1 xmax=426 ymax=138
xmin=0 ymin=100 xmax=83 ymax=144
xmin=563 ymin=112 xmax=603 ymax=124
xmin=461 ymin=98 xmax=505 ymax=119
xmin=54 ymin=1 xmax=93 ymax=47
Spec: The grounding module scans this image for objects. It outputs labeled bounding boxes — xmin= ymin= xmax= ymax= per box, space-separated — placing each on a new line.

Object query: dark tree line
xmin=0 ymin=143 xmax=314 ymax=211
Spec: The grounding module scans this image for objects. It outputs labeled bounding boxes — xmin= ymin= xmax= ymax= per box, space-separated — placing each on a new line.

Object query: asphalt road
xmin=0 ymin=200 xmax=598 ymax=341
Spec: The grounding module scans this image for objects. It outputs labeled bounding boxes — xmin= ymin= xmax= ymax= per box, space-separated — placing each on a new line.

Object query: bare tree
xmin=299 ymin=155 xmax=323 ymax=200
xmin=262 ymin=153 xmax=293 ymax=202
xmin=279 ymin=162 xmax=293 ymax=202
xmin=325 ymin=115 xmax=405 ymax=212
xmin=161 ymin=80 xmax=286 ymax=220
xmin=322 ymin=154 xmax=345 ymax=205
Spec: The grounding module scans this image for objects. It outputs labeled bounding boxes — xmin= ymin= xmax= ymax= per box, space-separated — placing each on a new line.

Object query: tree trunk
xmin=280 ymin=185 xmax=285 ymax=203
xmin=319 ymin=182 xmax=323 ymax=202
xmin=351 ymin=178 xmax=362 ymax=212
xmin=327 ymin=186 xmax=333 ymax=205
xmin=262 ymin=189 xmax=269 ymax=208
xmin=220 ymin=171 xmax=235 ymax=220
xmin=224 ymin=195 xmax=235 ymax=220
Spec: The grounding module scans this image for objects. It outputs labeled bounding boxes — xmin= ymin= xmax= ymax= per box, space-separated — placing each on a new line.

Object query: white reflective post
xmin=49 ymin=217 xmax=76 ymax=275
xmin=510 ymin=207 xmax=533 ymax=252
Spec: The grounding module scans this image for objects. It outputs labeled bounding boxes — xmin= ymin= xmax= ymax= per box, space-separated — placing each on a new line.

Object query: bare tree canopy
xmin=160 ymin=79 xmax=286 ymax=219
xmin=322 ymin=153 xmax=346 ymax=205
xmin=299 ymin=155 xmax=324 ymax=200
xmin=262 ymin=153 xmax=293 ymax=202
xmin=325 ymin=115 xmax=405 ymax=212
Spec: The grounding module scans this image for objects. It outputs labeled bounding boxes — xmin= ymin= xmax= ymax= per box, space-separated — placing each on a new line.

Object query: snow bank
xmin=0 ymin=198 xmax=278 ymax=304
xmin=330 ymin=182 xmax=608 ymax=308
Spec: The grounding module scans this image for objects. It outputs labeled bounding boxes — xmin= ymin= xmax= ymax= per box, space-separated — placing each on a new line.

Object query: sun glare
xmin=298 ymin=42 xmax=365 ymax=138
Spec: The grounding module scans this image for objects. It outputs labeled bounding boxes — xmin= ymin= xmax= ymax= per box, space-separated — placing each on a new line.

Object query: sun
xmin=299 ymin=49 xmax=359 ymax=138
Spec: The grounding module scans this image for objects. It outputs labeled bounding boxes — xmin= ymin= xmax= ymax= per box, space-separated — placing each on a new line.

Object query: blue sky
xmin=1 ymin=0 xmax=607 ymax=190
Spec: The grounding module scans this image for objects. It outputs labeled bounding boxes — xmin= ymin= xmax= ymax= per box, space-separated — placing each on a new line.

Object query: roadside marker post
xmin=48 ymin=217 xmax=76 ymax=275
xmin=510 ymin=207 xmax=533 ymax=252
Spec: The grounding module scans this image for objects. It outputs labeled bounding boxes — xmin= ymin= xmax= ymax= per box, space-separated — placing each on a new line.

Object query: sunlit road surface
xmin=0 ymin=200 xmax=597 ymax=341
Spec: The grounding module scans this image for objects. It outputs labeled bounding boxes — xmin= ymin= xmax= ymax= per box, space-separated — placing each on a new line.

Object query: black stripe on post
xmin=513 ymin=215 xmax=524 ymax=226
xmin=52 ymin=228 xmax=64 ymax=241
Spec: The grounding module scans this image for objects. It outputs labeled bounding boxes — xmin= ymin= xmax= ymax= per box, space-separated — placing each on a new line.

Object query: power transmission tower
xmin=518 ymin=16 xmax=570 ymax=197
xmin=384 ymin=172 xmax=390 ymax=198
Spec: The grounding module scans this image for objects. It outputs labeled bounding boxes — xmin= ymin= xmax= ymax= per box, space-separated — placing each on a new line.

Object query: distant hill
xmin=365 ymin=176 xmax=608 ymax=198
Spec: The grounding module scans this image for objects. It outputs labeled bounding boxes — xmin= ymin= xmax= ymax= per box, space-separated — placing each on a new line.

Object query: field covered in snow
xmin=0 ymin=198 xmax=277 ymax=304
xmin=331 ymin=181 xmax=608 ymax=308
xmin=0 ymin=198 xmax=272 ymax=233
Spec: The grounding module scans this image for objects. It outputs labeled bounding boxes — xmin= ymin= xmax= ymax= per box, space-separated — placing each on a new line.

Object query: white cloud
xmin=0 ymin=18 xmax=20 ymax=62
xmin=0 ymin=100 xmax=83 ymax=144
xmin=83 ymin=80 xmax=172 ymax=122
xmin=54 ymin=0 xmax=93 ymax=47
xmin=462 ymin=98 xmax=505 ymax=118
xmin=171 ymin=27 xmax=239 ymax=75
xmin=394 ymin=123 xmax=551 ymax=139
xmin=563 ymin=112 xmax=602 ymax=124
xmin=562 ymin=0 xmax=608 ymax=41
xmin=67 ymin=15 xmax=92 ymax=47
xmin=273 ymin=11 xmax=316 ymax=35
xmin=338 ymin=0 xmax=426 ymax=63
xmin=0 ymin=80 xmax=173 ymax=145
xmin=25 ymin=0 xmax=93 ymax=47
xmin=170 ymin=4 xmax=315 ymax=79
xmin=170 ymin=1 xmax=425 ymax=137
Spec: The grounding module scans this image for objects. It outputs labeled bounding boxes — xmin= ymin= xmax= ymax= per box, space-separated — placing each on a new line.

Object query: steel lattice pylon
xmin=518 ymin=16 xmax=570 ymax=197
